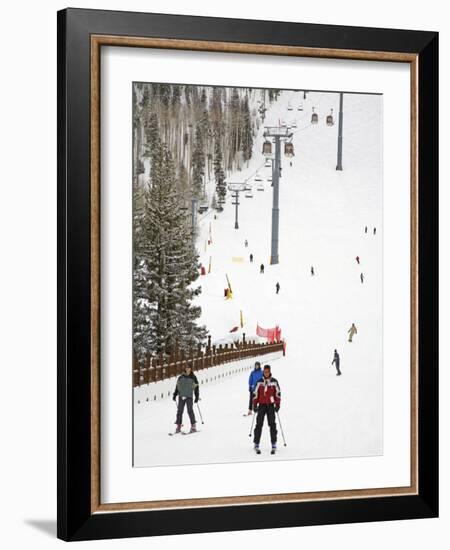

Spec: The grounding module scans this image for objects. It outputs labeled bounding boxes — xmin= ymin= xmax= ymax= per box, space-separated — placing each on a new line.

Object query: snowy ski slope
xmin=134 ymin=89 xmax=383 ymax=467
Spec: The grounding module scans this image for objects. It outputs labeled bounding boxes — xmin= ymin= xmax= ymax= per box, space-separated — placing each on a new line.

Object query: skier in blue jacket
xmin=246 ymin=361 xmax=263 ymax=415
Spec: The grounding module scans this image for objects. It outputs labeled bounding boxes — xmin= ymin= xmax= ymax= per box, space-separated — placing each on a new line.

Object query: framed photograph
xmin=57 ymin=8 xmax=438 ymax=541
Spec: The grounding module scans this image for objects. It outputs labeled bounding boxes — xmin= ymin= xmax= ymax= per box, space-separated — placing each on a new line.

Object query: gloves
xmin=172 ymin=393 xmax=177 ymax=401
xmin=253 ymin=404 xmax=258 ymax=413
xmin=275 ymin=405 xmax=280 ymax=413
xmin=194 ymin=396 xmax=199 ymax=403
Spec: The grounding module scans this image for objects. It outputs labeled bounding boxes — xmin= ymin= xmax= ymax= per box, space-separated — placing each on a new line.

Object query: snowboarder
xmin=331 ymin=349 xmax=341 ymax=376
xmin=311 ymin=266 xmax=315 ymax=276
xmin=356 ymin=256 xmax=360 ymax=264
xmin=348 ymin=323 xmax=358 ymax=342
xmin=247 ymin=361 xmax=263 ymax=415
xmin=276 ymin=282 xmax=280 ymax=294
xmin=260 ymin=263 xmax=265 ymax=274
xmin=373 ymin=227 xmax=377 ymax=235
xmin=253 ymin=365 xmax=281 ymax=454
xmin=360 ymin=273 xmax=364 ymax=284
xmin=250 ymin=253 xmax=253 ymax=263
xmin=365 ymin=226 xmax=368 ymax=234
xmin=172 ymin=363 xmax=199 ymax=433
xmin=245 ymin=239 xmax=248 ymax=247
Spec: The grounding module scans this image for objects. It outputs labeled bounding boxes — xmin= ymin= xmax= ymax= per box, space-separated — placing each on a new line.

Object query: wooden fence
xmin=133 ymin=334 xmax=284 ymax=387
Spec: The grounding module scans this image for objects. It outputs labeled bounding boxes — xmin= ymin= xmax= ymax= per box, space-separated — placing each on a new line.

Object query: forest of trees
xmin=132 ymin=83 xmax=279 ymax=360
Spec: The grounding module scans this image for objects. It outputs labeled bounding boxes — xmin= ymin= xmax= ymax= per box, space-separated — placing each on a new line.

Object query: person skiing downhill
xmin=373 ymin=227 xmax=377 ymax=235
xmin=331 ymin=349 xmax=341 ymax=376
xmin=250 ymin=253 xmax=253 ymax=263
xmin=260 ymin=263 xmax=265 ymax=274
xmin=245 ymin=239 xmax=248 ymax=247
xmin=311 ymin=266 xmax=315 ymax=276
xmin=276 ymin=282 xmax=280 ymax=294
xmin=365 ymin=226 xmax=368 ymax=234
xmin=172 ymin=363 xmax=199 ymax=433
xmin=348 ymin=323 xmax=358 ymax=342
xmin=246 ymin=361 xmax=263 ymax=415
xmin=360 ymin=273 xmax=364 ymax=284
xmin=253 ymin=365 xmax=281 ymax=454
xmin=356 ymin=256 xmax=360 ymax=264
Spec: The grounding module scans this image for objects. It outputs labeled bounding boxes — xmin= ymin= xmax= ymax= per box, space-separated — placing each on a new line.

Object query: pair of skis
xmin=168 ymin=429 xmax=200 ymax=436
xmin=255 ymin=447 xmax=276 ymax=455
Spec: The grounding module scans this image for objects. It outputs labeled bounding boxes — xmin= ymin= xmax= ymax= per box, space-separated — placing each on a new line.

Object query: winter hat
xmin=263 ymin=364 xmax=271 ymax=372
xmin=255 ymin=361 xmax=261 ymax=369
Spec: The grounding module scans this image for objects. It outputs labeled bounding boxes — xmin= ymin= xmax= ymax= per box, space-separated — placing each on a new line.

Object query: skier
xmin=253 ymin=365 xmax=281 ymax=454
xmin=246 ymin=361 xmax=263 ymax=416
xmin=290 ymin=161 xmax=293 ymax=167
xmin=276 ymin=282 xmax=280 ymax=294
xmin=365 ymin=226 xmax=368 ymax=234
xmin=373 ymin=227 xmax=377 ymax=235
xmin=348 ymin=323 xmax=358 ymax=342
xmin=250 ymin=253 xmax=253 ymax=263
xmin=311 ymin=266 xmax=315 ymax=276
xmin=172 ymin=363 xmax=199 ymax=433
xmin=245 ymin=239 xmax=248 ymax=247
xmin=331 ymin=349 xmax=341 ymax=376
xmin=356 ymin=256 xmax=360 ymax=265
xmin=360 ymin=273 xmax=364 ymax=284
xmin=260 ymin=263 xmax=265 ymax=274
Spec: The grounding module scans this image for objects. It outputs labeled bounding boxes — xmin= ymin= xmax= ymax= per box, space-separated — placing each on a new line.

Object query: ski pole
xmin=276 ymin=410 xmax=287 ymax=446
xmin=196 ymin=402 xmax=204 ymax=424
xmin=248 ymin=410 xmax=256 ymax=437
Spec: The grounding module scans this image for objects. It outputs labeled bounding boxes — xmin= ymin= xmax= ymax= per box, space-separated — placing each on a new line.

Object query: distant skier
xmin=172 ymin=363 xmax=199 ymax=434
xmin=348 ymin=323 xmax=358 ymax=342
xmin=260 ymin=263 xmax=265 ymax=274
xmin=245 ymin=239 xmax=248 ymax=247
xmin=246 ymin=361 xmax=263 ymax=416
xmin=290 ymin=161 xmax=293 ymax=167
xmin=365 ymin=226 xmax=368 ymax=234
xmin=356 ymin=256 xmax=360 ymax=265
xmin=250 ymin=253 xmax=253 ymax=263
xmin=311 ymin=266 xmax=315 ymax=276
xmin=253 ymin=365 xmax=281 ymax=454
xmin=276 ymin=282 xmax=280 ymax=294
xmin=373 ymin=227 xmax=377 ymax=235
xmin=360 ymin=273 xmax=364 ymax=284
xmin=331 ymin=349 xmax=341 ymax=376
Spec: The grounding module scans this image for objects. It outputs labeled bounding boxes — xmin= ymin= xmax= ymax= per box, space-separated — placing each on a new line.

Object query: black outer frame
xmin=57 ymin=8 xmax=438 ymax=542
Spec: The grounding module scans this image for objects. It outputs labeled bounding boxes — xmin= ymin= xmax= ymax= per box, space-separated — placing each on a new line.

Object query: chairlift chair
xmin=284 ymin=142 xmax=295 ymax=157
xmin=326 ymin=109 xmax=334 ymax=126
xmin=262 ymin=140 xmax=272 ymax=156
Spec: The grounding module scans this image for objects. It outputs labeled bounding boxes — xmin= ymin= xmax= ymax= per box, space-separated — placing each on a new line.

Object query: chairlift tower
xmin=228 ymin=182 xmax=246 ymax=229
xmin=263 ymin=126 xmax=293 ymax=265
xmin=336 ymin=92 xmax=344 ymax=171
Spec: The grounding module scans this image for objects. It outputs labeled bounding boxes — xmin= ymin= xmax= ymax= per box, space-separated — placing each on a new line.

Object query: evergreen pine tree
xmin=241 ymin=96 xmax=254 ymax=163
xmin=134 ymin=139 xmax=207 ymax=358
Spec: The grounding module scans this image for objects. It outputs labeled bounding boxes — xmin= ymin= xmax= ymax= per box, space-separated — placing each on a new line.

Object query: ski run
xmin=134 ymin=88 xmax=382 ymax=467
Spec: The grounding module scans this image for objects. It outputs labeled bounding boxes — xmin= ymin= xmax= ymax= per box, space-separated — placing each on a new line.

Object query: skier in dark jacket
xmin=253 ymin=365 xmax=281 ymax=453
xmin=246 ymin=361 xmax=263 ymax=415
xmin=173 ymin=363 xmax=199 ymax=433
xmin=250 ymin=253 xmax=253 ymax=263
xmin=260 ymin=263 xmax=265 ymax=274
xmin=275 ymin=282 xmax=280 ymax=294
xmin=331 ymin=349 xmax=341 ymax=376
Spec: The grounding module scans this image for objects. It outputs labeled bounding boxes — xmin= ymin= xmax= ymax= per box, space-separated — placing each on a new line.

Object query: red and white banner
xmin=256 ymin=323 xmax=282 ymax=343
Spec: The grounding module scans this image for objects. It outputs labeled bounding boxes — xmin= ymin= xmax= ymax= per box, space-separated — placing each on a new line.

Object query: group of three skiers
xmin=172 ymin=360 xmax=281 ymax=453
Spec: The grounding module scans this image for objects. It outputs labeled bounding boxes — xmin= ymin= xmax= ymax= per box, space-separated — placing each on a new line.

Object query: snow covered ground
xmin=134 ymin=89 xmax=383 ymax=467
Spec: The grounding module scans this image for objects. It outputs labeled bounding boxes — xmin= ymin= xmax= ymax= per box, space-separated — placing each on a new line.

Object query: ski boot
xmin=175 ymin=424 xmax=182 ymax=434
xmin=189 ymin=424 xmax=197 ymax=433
xmin=254 ymin=444 xmax=261 ymax=455
xmin=271 ymin=444 xmax=277 ymax=455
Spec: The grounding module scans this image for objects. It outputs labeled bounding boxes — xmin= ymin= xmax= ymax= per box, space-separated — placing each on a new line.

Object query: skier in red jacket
xmin=252 ymin=364 xmax=281 ymax=454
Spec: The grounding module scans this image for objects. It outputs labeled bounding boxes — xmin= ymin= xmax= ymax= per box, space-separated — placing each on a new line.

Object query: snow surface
xmin=133 ymin=89 xmax=382 ymax=467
